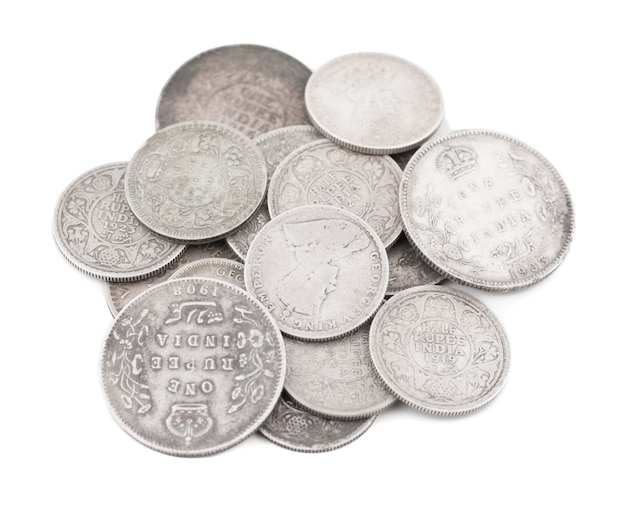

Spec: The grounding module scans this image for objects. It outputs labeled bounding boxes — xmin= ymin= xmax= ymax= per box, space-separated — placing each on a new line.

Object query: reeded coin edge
xmin=399 ymin=129 xmax=575 ymax=291
xmin=169 ymin=257 xmax=245 ymax=280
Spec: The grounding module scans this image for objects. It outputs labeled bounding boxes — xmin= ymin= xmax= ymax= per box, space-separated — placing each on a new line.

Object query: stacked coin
xmin=53 ymin=44 xmax=573 ymax=455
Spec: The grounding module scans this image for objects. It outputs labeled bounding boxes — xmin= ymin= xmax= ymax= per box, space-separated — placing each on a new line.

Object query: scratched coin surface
xmin=305 ymin=52 xmax=444 ymax=154
xmin=245 ymin=205 xmax=389 ymax=341
xmin=156 ymin=44 xmax=311 ymax=137
xmin=283 ymin=325 xmax=395 ymax=419
xmin=106 ymin=241 xmax=240 ymax=316
xmin=369 ymin=285 xmax=510 ymax=415
xmin=100 ymin=277 xmax=286 ymax=456
xmin=53 ymin=162 xmax=185 ymax=282
xmin=400 ymin=129 xmax=574 ymax=290
xmin=268 ymin=139 xmax=404 ymax=247
xmin=170 ymin=258 xmax=246 ymax=291
xmin=226 ymin=125 xmax=324 ymax=260
xmin=125 ymin=121 xmax=267 ymax=243
xmin=259 ymin=394 xmax=376 ymax=453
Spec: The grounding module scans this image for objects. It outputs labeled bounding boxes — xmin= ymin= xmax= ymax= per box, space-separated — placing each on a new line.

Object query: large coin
xmin=53 ymin=162 xmax=185 ymax=282
xmin=259 ymin=394 xmax=376 ymax=453
xmin=305 ymin=52 xmax=444 ymax=154
xmin=369 ymin=285 xmax=510 ymax=415
xmin=267 ymin=139 xmax=403 ymax=248
xmin=245 ymin=205 xmax=389 ymax=341
xmin=170 ymin=258 xmax=246 ymax=291
xmin=125 ymin=121 xmax=267 ymax=244
xmin=400 ymin=130 xmax=574 ymax=290
xmin=156 ymin=44 xmax=311 ymax=137
xmin=100 ymin=278 xmax=286 ymax=456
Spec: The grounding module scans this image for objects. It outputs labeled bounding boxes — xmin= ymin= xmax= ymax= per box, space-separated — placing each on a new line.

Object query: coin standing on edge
xmin=53 ymin=162 xmax=185 ymax=282
xmin=400 ymin=129 xmax=574 ymax=291
xmin=169 ymin=258 xmax=246 ymax=291
xmin=100 ymin=278 xmax=286 ymax=456
xmin=369 ymin=285 xmax=510 ymax=416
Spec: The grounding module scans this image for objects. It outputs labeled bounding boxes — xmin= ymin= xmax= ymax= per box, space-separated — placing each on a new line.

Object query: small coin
xmin=267 ymin=139 xmax=404 ymax=248
xmin=400 ymin=129 xmax=574 ymax=290
xmin=105 ymin=241 xmax=240 ymax=316
xmin=125 ymin=121 xmax=267 ymax=244
xmin=100 ymin=277 xmax=286 ymax=456
xmin=170 ymin=258 xmax=245 ymax=290
xmin=283 ymin=324 xmax=396 ymax=420
xmin=53 ymin=162 xmax=185 ymax=282
xmin=305 ymin=52 xmax=444 ymax=154
xmin=156 ymin=44 xmax=311 ymax=137
xmin=244 ymin=205 xmax=389 ymax=341
xmin=259 ymin=394 xmax=376 ymax=453
xmin=369 ymin=285 xmax=510 ymax=415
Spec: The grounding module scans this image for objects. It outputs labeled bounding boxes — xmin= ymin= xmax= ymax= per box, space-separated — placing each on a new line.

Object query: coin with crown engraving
xmin=259 ymin=394 xmax=376 ymax=453
xmin=369 ymin=285 xmax=510 ymax=415
xmin=170 ymin=258 xmax=245 ymax=290
xmin=53 ymin=162 xmax=185 ymax=282
xmin=100 ymin=277 xmax=286 ymax=456
xmin=305 ymin=52 xmax=444 ymax=154
xmin=156 ymin=44 xmax=311 ymax=137
xmin=400 ymin=129 xmax=574 ymax=290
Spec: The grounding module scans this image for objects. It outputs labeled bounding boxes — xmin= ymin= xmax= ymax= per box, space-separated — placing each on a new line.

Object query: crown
xmin=436 ymin=145 xmax=478 ymax=181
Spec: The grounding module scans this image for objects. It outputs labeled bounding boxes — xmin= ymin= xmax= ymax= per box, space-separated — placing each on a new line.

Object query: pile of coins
xmin=53 ymin=44 xmax=574 ymax=455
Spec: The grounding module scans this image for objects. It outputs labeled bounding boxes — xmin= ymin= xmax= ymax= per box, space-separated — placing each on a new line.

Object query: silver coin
xmin=156 ymin=44 xmax=311 ymax=137
xmin=400 ymin=129 xmax=574 ymax=290
xmin=386 ymin=233 xmax=445 ymax=297
xmin=53 ymin=162 xmax=185 ymax=282
xmin=369 ymin=285 xmax=510 ymax=415
xmin=267 ymin=139 xmax=404 ymax=248
xmin=226 ymin=125 xmax=324 ymax=260
xmin=283 ymin=324 xmax=396 ymax=420
xmin=305 ymin=52 xmax=444 ymax=154
xmin=258 ymin=394 xmax=376 ymax=453
xmin=170 ymin=258 xmax=246 ymax=291
xmin=100 ymin=277 xmax=286 ymax=456
xmin=245 ymin=205 xmax=389 ymax=341
xmin=106 ymin=241 xmax=240 ymax=316
xmin=125 ymin=121 xmax=267 ymax=244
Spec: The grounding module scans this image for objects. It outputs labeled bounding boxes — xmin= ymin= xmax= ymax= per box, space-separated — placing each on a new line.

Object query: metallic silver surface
xmin=53 ymin=162 xmax=185 ymax=282
xmin=244 ymin=205 xmax=389 ymax=341
xmin=305 ymin=52 xmax=444 ymax=154
xmin=125 ymin=121 xmax=267 ymax=244
xmin=170 ymin=258 xmax=245 ymax=290
xmin=267 ymin=139 xmax=403 ymax=248
xmin=400 ymin=129 xmax=574 ymax=290
xmin=369 ymin=285 xmax=510 ymax=415
xmin=100 ymin=278 xmax=286 ymax=456
xmin=259 ymin=394 xmax=376 ymax=453
xmin=156 ymin=44 xmax=311 ymax=137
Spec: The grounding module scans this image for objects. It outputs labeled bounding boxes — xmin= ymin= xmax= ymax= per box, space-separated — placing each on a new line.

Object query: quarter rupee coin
xmin=400 ymin=129 xmax=574 ymax=290
xmin=170 ymin=258 xmax=246 ymax=291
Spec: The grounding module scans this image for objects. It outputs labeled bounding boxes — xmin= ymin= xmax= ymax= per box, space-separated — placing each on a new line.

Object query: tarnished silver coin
xmin=259 ymin=394 xmax=376 ymax=453
xmin=53 ymin=162 xmax=185 ymax=282
xmin=369 ymin=285 xmax=510 ymax=416
xmin=305 ymin=52 xmax=444 ymax=154
xmin=226 ymin=125 xmax=324 ymax=260
xmin=106 ymin=241 xmax=240 ymax=316
xmin=156 ymin=44 xmax=311 ymax=137
xmin=400 ymin=129 xmax=574 ymax=290
xmin=245 ymin=205 xmax=389 ymax=341
xmin=100 ymin=277 xmax=286 ymax=456
xmin=386 ymin=233 xmax=445 ymax=297
xmin=125 ymin=121 xmax=267 ymax=244
xmin=267 ymin=139 xmax=404 ymax=248
xmin=283 ymin=325 xmax=396 ymax=420
xmin=170 ymin=258 xmax=246 ymax=291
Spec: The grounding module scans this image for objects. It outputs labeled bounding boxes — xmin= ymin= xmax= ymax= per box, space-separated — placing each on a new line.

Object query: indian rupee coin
xmin=369 ymin=285 xmax=510 ymax=416
xmin=100 ymin=277 xmax=286 ymax=456
xmin=53 ymin=162 xmax=185 ymax=282
xmin=305 ymin=52 xmax=444 ymax=154
xmin=170 ymin=258 xmax=245 ymax=290
xmin=400 ymin=129 xmax=574 ymax=290
xmin=156 ymin=44 xmax=311 ymax=138
xmin=244 ymin=205 xmax=389 ymax=341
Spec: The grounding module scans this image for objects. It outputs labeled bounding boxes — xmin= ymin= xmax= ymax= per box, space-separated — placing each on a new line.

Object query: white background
xmin=2 ymin=1 xmax=623 ymax=504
